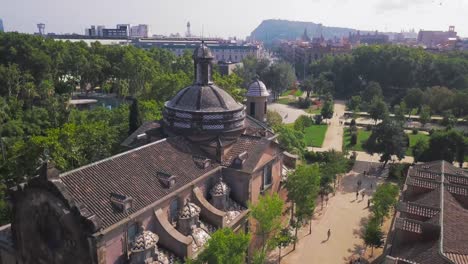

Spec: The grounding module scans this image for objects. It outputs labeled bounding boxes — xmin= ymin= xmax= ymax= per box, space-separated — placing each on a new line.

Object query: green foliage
xmin=441 ymin=110 xmax=456 ymax=129
xmin=371 ymin=183 xmax=399 ymax=222
xmin=388 ymin=163 xmax=410 ymax=186
xmin=301 ymin=75 xmax=314 ymax=97
xmin=320 ymin=98 xmax=334 ymax=119
xmin=423 ymin=129 xmax=467 ymax=166
xmin=296 ymin=97 xmax=311 ymax=109
xmin=368 ymin=96 xmax=389 ymax=123
xmin=266 ymin=110 xmax=283 ymax=128
xmin=419 ymin=105 xmax=431 ymax=126
xmin=129 ymin=99 xmax=142 ymax=135
xmin=363 ymin=118 xmax=407 ymax=167
xmin=286 ymin=164 xmax=320 ymax=222
xmin=404 ymin=88 xmax=424 ymax=110
xmin=347 ymin=95 xmax=362 ymax=111
xmin=212 ymin=71 xmax=246 ymax=102
xmin=293 ymin=115 xmax=314 ymax=132
xmin=249 ymin=193 xmax=284 ymax=251
xmin=194 ymin=228 xmax=250 ymax=264
xmin=362 ymin=216 xmax=384 ymax=255
xmin=361 ymin=82 xmax=383 ymax=107
xmin=275 ymin=125 xmax=306 ymax=156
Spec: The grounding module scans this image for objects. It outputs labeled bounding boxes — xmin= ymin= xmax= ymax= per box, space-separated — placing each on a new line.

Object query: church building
xmin=0 ymin=43 xmax=295 ymax=264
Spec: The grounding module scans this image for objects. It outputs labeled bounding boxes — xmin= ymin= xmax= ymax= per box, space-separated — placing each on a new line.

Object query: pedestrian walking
xmin=367 ymin=199 xmax=371 ymax=208
xmin=325 ymin=196 xmax=329 ymax=207
xmin=361 ymin=192 xmax=365 ymax=200
xmin=356 ymin=191 xmax=359 ymax=200
xmin=327 ymin=228 xmax=331 ymax=240
xmin=370 ymin=183 xmax=373 ymax=190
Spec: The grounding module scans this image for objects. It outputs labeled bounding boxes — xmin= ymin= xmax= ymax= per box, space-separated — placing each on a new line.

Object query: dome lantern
xmin=246 ymin=78 xmax=270 ymax=122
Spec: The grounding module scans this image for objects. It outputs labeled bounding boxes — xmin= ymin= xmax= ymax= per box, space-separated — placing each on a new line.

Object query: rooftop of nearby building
xmin=388 ymin=160 xmax=468 ymax=264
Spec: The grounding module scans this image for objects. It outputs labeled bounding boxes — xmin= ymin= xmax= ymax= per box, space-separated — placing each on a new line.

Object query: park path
xmin=268 ymin=103 xmax=311 ymax=124
xmin=281 ymin=172 xmax=381 ymax=264
xmin=309 ymin=100 xmax=346 ymax=152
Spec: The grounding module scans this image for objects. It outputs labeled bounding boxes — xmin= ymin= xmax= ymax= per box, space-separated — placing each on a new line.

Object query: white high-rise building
xmin=130 ymin=24 xmax=150 ymax=38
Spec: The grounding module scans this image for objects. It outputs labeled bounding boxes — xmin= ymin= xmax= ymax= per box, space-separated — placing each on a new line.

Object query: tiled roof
xmin=389 ymin=160 xmax=468 ymax=264
xmin=61 ymin=138 xmax=221 ymax=229
xmin=60 ymin=135 xmax=271 ymax=231
xmin=121 ymin=121 xmax=162 ymax=148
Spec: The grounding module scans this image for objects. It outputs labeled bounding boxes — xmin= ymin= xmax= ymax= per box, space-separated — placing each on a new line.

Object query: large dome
xmin=166 ymin=84 xmax=243 ymax=112
xmin=163 ymin=42 xmax=245 ymax=141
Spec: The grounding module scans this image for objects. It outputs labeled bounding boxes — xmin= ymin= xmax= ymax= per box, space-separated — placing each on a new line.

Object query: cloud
xmin=375 ymin=0 xmax=428 ymax=12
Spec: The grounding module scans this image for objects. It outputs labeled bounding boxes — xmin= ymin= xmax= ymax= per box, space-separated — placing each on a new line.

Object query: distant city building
xmin=418 ymin=26 xmax=458 ymax=48
xmin=0 ymin=19 xmax=4 ymax=32
xmin=278 ymin=36 xmax=351 ymax=78
xmin=185 ymin=21 xmax=192 ymax=37
xmin=133 ymin=37 xmax=262 ymax=63
xmin=130 ymin=24 xmax=150 ymax=38
xmin=348 ymin=30 xmax=389 ymax=45
xmin=102 ymin=25 xmax=128 ymax=38
xmin=37 ymin=23 xmax=45 ymax=36
xmin=218 ymin=61 xmax=243 ymax=76
xmin=117 ymin=24 xmax=131 ymax=37
xmin=384 ymin=161 xmax=468 ymax=263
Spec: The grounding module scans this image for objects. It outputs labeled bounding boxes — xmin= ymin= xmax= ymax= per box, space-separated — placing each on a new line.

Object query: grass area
xmin=306 ymin=107 xmax=321 ymax=115
xmin=285 ymin=123 xmax=328 ymax=147
xmin=343 ymin=128 xmax=371 ymax=151
xmin=276 ymin=98 xmax=294 ymax=105
xmin=343 ymin=128 xmax=430 ymax=156
xmin=280 ymin=89 xmax=303 ymax=97
xmin=303 ymin=124 xmax=328 ymax=147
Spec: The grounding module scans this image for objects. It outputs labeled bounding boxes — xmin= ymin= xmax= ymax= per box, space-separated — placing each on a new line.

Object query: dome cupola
xmin=247 ymin=78 xmax=270 ymax=97
xmin=163 ymin=42 xmax=246 ymax=147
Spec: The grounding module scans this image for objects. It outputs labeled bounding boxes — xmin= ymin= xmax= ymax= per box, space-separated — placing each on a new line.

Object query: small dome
xmin=247 ymin=79 xmax=270 ymax=97
xmin=193 ymin=42 xmax=213 ymax=59
xmin=179 ymin=201 xmax=201 ymax=219
xmin=131 ymin=228 xmax=159 ymax=253
xmin=210 ymin=176 xmax=230 ymax=196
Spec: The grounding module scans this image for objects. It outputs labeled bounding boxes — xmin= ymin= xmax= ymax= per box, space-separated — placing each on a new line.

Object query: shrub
xmin=412 ymin=128 xmax=418 ymax=135
xmin=366 ymin=124 xmax=373 ymax=131
xmin=350 ymin=132 xmax=357 ymax=146
xmin=350 ymin=119 xmax=356 ymax=126
xmin=296 ymin=97 xmax=311 ymax=109
xmin=314 ymin=115 xmax=323 ymax=125
xmin=388 ymin=163 xmax=410 ymax=187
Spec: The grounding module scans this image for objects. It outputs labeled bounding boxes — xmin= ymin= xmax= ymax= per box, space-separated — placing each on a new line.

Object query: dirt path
xmin=281 ymin=172 xmax=381 ymax=264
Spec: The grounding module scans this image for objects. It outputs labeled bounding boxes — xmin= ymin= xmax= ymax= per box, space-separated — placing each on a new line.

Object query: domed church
xmin=1 ymin=43 xmax=296 ymax=264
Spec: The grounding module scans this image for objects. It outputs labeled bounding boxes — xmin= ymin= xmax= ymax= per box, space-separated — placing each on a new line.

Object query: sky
xmin=1 ymin=0 xmax=467 ymax=38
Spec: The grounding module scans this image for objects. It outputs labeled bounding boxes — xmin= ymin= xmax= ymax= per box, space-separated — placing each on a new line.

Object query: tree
xmin=321 ymin=98 xmax=334 ymax=120
xmin=128 ymin=98 xmax=143 ymax=135
xmin=368 ymin=96 xmax=388 ymax=125
xmin=347 ymin=95 xmax=362 ymax=112
xmin=249 ymin=193 xmax=284 ymax=251
xmin=363 ymin=118 xmax=407 ymax=167
xmin=404 ymin=88 xmax=424 ymax=111
xmin=419 ymin=105 xmax=431 ymax=127
xmin=313 ymin=73 xmax=334 ymax=97
xmin=362 ymin=217 xmax=384 ymax=256
xmin=425 ymin=130 xmax=466 ymax=166
xmin=361 ymin=82 xmax=382 ymax=108
xmin=195 ymin=228 xmax=250 ymax=264
xmin=266 ymin=110 xmax=283 ymax=128
xmin=393 ymin=101 xmax=407 ymax=123
xmin=264 ymin=61 xmax=296 ymax=100
xmin=441 ymin=110 xmax=456 ymax=129
xmin=371 ymin=183 xmax=399 ymax=222
xmin=412 ymin=139 xmax=428 ymax=163
xmin=271 ymin=227 xmax=295 ymax=263
xmin=275 ymin=125 xmax=306 ymax=156
xmin=285 ymin=164 xmax=320 ymax=250
xmin=293 ymin=115 xmax=314 ymax=132
xmin=301 ymin=75 xmax=314 ymax=98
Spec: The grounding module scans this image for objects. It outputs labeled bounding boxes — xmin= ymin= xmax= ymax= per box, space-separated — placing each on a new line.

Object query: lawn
xmin=343 ymin=128 xmax=430 ymax=156
xmin=285 ymin=123 xmax=328 ymax=147
xmin=303 ymin=124 xmax=328 ymax=147
xmin=276 ymin=98 xmax=294 ymax=105
xmin=306 ymin=107 xmax=321 ymax=115
xmin=280 ymin=89 xmax=303 ymax=97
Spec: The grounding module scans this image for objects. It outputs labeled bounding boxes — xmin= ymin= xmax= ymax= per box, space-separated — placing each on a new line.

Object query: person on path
xmin=361 ymin=192 xmax=365 ymax=200
xmin=325 ymin=196 xmax=329 ymax=207
xmin=356 ymin=191 xmax=359 ymax=200
xmin=370 ymin=183 xmax=373 ymax=190
xmin=367 ymin=199 xmax=371 ymax=208
xmin=327 ymin=229 xmax=331 ymax=240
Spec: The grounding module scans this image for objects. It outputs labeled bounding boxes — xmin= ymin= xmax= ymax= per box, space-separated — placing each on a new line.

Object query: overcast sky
xmin=1 ymin=0 xmax=467 ymax=38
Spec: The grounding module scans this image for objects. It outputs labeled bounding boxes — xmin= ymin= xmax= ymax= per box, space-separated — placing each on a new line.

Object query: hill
xmin=250 ymin=19 xmax=357 ymax=44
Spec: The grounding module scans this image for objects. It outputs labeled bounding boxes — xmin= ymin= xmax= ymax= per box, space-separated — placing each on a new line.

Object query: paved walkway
xmin=281 ymin=172 xmax=381 ymax=264
xmin=309 ymin=100 xmax=346 ymax=152
xmin=268 ymin=103 xmax=311 ymax=124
